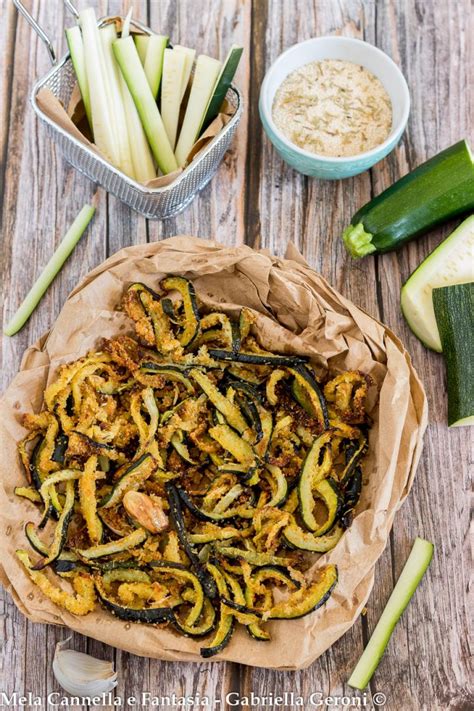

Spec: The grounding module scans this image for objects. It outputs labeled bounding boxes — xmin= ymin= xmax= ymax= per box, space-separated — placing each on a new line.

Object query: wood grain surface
xmin=0 ymin=1 xmax=472 ymax=709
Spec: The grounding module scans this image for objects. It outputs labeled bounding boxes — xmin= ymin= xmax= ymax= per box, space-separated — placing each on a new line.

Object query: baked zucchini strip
xmin=77 ymin=528 xmax=148 ymax=560
xmin=79 ymin=456 xmax=104 ymax=544
xmin=95 ymin=577 xmax=178 ymax=623
xmin=100 ymin=453 xmax=156 ymax=508
xmin=166 ymin=483 xmax=217 ymax=599
xmin=263 ymin=565 xmax=338 ymax=620
xmin=190 ymin=370 xmax=248 ymax=433
xmin=283 ymin=523 xmax=344 ymax=552
xmin=17 ymin=550 xmax=96 ymax=615
xmin=149 ymin=561 xmax=204 ymax=626
xmin=161 ymin=276 xmax=201 ymax=347
xmin=208 ymin=424 xmax=256 ymax=466
xmin=32 ymin=480 xmax=76 ymax=570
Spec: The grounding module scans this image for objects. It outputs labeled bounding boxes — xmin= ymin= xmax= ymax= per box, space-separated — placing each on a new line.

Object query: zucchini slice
xmin=77 ymin=528 xmax=148 ymax=560
xmin=139 ymin=363 xmax=194 ymax=392
xmin=401 ymin=215 xmax=474 ymax=351
xmin=283 ymin=523 xmax=344 ymax=552
xmin=149 ymin=560 xmax=204 ymax=626
xmin=32 ymin=480 xmax=76 ymax=570
xmin=288 ymin=365 xmax=329 ymax=429
xmin=173 ymin=598 xmax=216 ymax=637
xmin=190 ymin=370 xmax=248 ymax=433
xmin=343 ymin=140 xmax=474 ymax=257
xmin=208 ymin=424 xmax=256 ymax=467
xmin=95 ymin=577 xmax=177 ymax=623
xmin=298 ymin=478 xmax=341 ymax=535
xmin=433 ymin=282 xmax=474 ymax=426
xmin=348 ymin=537 xmax=433 ymax=689
xmin=297 ymin=433 xmax=333 ymax=522
xmin=166 ymin=483 xmax=217 ymax=599
xmin=208 ymin=350 xmax=308 ymax=367
xmin=200 ymin=602 xmax=234 ymax=657
xmin=99 ymin=453 xmax=156 ymax=508
xmin=160 ymin=276 xmax=201 ymax=347
xmin=264 ymin=564 xmax=337 ymax=619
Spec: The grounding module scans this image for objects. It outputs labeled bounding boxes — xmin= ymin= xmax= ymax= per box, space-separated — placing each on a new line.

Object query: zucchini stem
xmin=342 ymin=222 xmax=376 ymax=258
xmin=348 ymin=537 xmax=434 ymax=689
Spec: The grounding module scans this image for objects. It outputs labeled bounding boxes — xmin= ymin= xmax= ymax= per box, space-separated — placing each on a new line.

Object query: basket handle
xmin=13 ymin=0 xmax=57 ymax=65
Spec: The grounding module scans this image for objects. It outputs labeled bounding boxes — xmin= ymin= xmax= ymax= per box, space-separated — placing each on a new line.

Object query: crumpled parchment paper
xmin=0 ymin=237 xmax=427 ymax=669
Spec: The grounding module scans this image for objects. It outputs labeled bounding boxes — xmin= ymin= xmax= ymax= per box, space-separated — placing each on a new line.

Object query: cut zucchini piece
xmin=202 ymin=45 xmax=243 ymax=130
xmin=143 ymin=33 xmax=168 ymax=99
xmin=173 ymin=45 xmax=196 ymax=101
xmin=161 ymin=48 xmax=186 ymax=149
xmin=348 ymin=537 xmax=433 ymax=689
xmin=175 ymin=54 xmax=222 ymax=167
xmin=433 ymin=282 xmax=474 ymax=426
xmin=401 ymin=215 xmax=474 ymax=351
xmin=112 ymin=35 xmax=178 ymax=175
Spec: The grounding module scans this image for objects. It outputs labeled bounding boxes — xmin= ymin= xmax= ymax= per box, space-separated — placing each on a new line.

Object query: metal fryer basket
xmin=14 ymin=1 xmax=243 ymax=220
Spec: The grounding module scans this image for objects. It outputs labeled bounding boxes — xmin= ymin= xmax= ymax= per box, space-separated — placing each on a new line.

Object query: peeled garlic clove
xmin=53 ymin=637 xmax=117 ymax=696
xmin=123 ymin=490 xmax=169 ymax=533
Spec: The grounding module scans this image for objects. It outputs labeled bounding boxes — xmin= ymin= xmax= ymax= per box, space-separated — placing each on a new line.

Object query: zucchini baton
xmin=343 ymin=140 xmax=474 ymax=258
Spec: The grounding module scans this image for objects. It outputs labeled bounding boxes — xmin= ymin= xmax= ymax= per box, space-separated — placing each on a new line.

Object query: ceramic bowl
xmin=259 ymin=36 xmax=410 ymax=179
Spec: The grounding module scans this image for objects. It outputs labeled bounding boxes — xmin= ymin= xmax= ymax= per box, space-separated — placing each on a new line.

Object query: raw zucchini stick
xmin=134 ymin=35 xmax=149 ymax=64
xmin=143 ymin=34 xmax=168 ymax=98
xmin=433 ymin=282 xmax=474 ymax=426
xmin=79 ymin=8 xmax=120 ymax=167
xmin=202 ymin=44 xmax=243 ymax=130
xmin=161 ymin=49 xmax=187 ymax=149
xmin=119 ymin=19 xmax=156 ymax=183
xmin=348 ymin=537 xmax=434 ymax=689
xmin=100 ymin=24 xmax=135 ymax=178
xmin=343 ymin=140 xmax=474 ymax=258
xmin=175 ymin=54 xmax=222 ymax=168
xmin=113 ymin=36 xmax=178 ymax=175
xmin=4 ymin=204 xmax=95 ymax=336
xmin=173 ymin=45 xmax=196 ymax=101
xmin=65 ymin=25 xmax=92 ymax=129
xmin=401 ymin=215 xmax=474 ymax=351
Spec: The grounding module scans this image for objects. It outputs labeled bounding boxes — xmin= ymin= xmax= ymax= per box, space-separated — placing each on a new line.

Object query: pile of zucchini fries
xmin=15 ymin=276 xmax=371 ymax=656
xmin=66 ymin=7 xmax=242 ymax=182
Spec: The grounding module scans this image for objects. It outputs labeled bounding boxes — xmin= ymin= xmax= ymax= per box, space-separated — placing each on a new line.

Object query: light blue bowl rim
xmin=260 ymin=36 xmax=410 ymax=165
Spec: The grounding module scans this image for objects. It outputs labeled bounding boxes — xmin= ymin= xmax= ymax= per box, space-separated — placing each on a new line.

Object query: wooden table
xmin=1 ymin=1 xmax=471 ymax=709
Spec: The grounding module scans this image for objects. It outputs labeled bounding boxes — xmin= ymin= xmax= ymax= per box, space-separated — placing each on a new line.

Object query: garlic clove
xmin=123 ymin=490 xmax=169 ymax=533
xmin=53 ymin=637 xmax=118 ymax=696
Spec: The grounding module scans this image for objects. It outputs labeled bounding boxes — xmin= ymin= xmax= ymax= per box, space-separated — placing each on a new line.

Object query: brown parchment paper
xmin=0 ymin=237 xmax=427 ymax=670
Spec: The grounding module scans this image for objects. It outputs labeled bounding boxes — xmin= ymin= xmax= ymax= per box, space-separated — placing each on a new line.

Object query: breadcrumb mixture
xmin=272 ymin=59 xmax=392 ymax=158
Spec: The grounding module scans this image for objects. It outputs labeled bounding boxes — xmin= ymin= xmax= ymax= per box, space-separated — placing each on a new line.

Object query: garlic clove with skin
xmin=53 ymin=637 xmax=118 ymax=696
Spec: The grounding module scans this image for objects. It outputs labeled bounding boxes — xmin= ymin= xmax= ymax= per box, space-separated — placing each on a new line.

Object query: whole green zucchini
xmin=343 ymin=140 xmax=474 ymax=258
xmin=432 ymin=282 xmax=474 ymax=426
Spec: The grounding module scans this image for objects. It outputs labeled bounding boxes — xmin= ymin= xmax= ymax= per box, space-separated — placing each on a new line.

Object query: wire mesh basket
xmin=14 ymin=0 xmax=243 ymax=220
